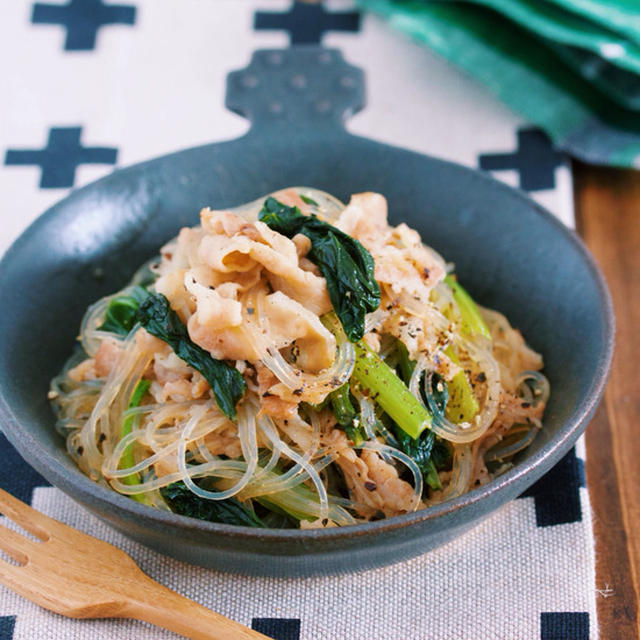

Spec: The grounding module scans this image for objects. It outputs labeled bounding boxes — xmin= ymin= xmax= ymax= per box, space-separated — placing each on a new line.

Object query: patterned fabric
xmin=0 ymin=1 xmax=596 ymax=638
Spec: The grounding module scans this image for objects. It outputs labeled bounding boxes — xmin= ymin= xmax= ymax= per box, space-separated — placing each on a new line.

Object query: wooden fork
xmin=0 ymin=487 xmax=271 ymax=640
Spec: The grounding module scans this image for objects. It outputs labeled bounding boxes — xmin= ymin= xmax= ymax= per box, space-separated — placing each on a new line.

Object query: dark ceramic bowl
xmin=0 ymin=48 xmax=614 ymax=577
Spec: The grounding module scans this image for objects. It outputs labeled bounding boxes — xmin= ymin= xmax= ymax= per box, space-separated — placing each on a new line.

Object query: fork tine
xmin=0 ymin=488 xmax=51 ymax=540
xmin=0 ymin=555 xmax=26 ymax=584
xmin=0 ymin=521 xmax=32 ymax=565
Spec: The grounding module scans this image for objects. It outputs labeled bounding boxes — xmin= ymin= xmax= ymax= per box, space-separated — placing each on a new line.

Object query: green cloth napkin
xmin=359 ymin=0 xmax=640 ymax=168
xmin=546 ymin=42 xmax=640 ymax=111
xmin=457 ymin=0 xmax=640 ymax=74
xmin=545 ymin=0 xmax=640 ymax=47
xmin=435 ymin=0 xmax=640 ymax=110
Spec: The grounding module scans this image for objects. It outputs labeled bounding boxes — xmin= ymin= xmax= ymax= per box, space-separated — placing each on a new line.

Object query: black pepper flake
xmin=247 ymin=307 xmax=254 ymax=315
xmin=322 ymin=518 xmax=329 ymax=526
xmin=364 ymin=481 xmax=377 ymax=491
xmin=521 ymin=402 xmax=531 ymax=408
xmin=293 ymin=388 xmax=303 ymax=396
xmin=423 ymin=267 xmax=430 ymax=278
xmin=476 ymin=372 xmax=487 ymax=383
xmin=262 ymin=391 xmax=274 ymax=398
xmin=98 ymin=433 xmax=106 ymax=443
xmin=77 ymin=446 xmax=84 ymax=455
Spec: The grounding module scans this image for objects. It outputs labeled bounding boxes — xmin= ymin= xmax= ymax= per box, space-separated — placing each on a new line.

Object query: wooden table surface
xmin=573 ymin=163 xmax=640 ymax=639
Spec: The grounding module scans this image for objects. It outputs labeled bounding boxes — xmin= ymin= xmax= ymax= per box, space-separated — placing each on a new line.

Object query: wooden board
xmin=573 ymin=162 xmax=640 ymax=639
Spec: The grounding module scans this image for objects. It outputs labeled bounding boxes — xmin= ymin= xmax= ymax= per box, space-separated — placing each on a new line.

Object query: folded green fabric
xmin=359 ymin=0 xmax=640 ymax=167
xmin=436 ymin=0 xmax=640 ymax=110
xmin=546 ymin=41 xmax=640 ymax=111
xmin=447 ymin=0 xmax=640 ymax=74
xmin=545 ymin=0 xmax=640 ymax=47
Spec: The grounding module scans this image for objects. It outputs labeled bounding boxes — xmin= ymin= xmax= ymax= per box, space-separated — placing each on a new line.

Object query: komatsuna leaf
xmin=160 ymin=481 xmax=264 ymax=527
xmin=136 ymin=293 xmax=246 ymax=420
xmin=259 ymin=197 xmax=380 ymax=342
xmin=98 ymin=286 xmax=150 ymax=335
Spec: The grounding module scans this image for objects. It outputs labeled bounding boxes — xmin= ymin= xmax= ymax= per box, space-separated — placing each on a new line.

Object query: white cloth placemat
xmin=0 ymin=2 xmax=596 ymax=638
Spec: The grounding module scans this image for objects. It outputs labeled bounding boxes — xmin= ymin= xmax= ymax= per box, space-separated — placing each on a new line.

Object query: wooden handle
xmin=124 ymin=577 xmax=271 ymax=640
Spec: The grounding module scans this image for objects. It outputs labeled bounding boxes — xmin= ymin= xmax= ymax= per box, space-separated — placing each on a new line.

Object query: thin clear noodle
xmin=354 ymin=441 xmax=423 ymax=512
xmin=176 ymin=400 xmax=259 ymax=501
xmin=257 ymin=414 xmax=329 ymax=520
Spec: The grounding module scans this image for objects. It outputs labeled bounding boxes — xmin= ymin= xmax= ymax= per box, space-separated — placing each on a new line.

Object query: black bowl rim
xmin=0 ymin=133 xmax=615 ymax=544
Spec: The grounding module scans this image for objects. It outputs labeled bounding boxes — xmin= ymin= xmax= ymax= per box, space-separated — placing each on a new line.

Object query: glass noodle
xmin=49 ymin=187 xmax=549 ymax=528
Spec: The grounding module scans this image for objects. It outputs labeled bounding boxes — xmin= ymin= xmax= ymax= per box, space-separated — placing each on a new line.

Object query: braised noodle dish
xmin=49 ymin=188 xmax=550 ymax=529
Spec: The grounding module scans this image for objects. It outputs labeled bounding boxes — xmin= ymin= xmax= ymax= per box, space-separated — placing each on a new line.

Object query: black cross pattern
xmin=0 ymin=434 xmax=51 ymax=505
xmin=32 ymin=0 xmax=136 ymax=51
xmin=541 ymin=612 xmax=589 ymax=640
xmin=4 ymin=126 xmax=117 ymax=189
xmin=518 ymin=448 xmax=585 ymax=527
xmin=252 ymin=618 xmax=301 ymax=640
xmin=0 ymin=617 xmax=15 ymax=640
xmin=254 ymin=1 xmax=360 ymax=45
xmin=478 ymin=127 xmax=563 ymax=191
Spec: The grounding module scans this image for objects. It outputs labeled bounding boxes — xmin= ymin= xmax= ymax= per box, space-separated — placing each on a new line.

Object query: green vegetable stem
xmin=328 ymin=383 xmax=365 ymax=445
xmin=136 ymin=293 xmax=246 ymax=420
xmin=352 ymin=341 xmax=431 ymax=439
xmin=444 ymin=275 xmax=491 ymax=340
xmin=329 ymin=383 xmax=356 ymax=427
xmin=119 ymin=378 xmax=151 ymax=502
xmin=259 ymin=197 xmax=380 ymax=342
xmin=444 ymin=346 xmax=479 ymax=423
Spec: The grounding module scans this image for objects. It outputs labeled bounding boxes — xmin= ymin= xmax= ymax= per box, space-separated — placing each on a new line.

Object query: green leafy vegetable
xmin=119 ymin=378 xmax=151 ymax=502
xmin=389 ymin=350 xmax=452 ymax=491
xmin=394 ymin=427 xmax=442 ymax=491
xmin=395 ymin=339 xmax=416 ymax=386
xmin=444 ymin=274 xmax=491 ymax=340
xmin=429 ymin=372 xmax=449 ymax=411
xmin=328 ymin=384 xmax=365 ymax=444
xmin=352 ymin=341 xmax=431 ymax=439
xmin=259 ymin=197 xmax=380 ymax=342
xmin=98 ymin=286 xmax=150 ymax=335
xmin=345 ymin=423 xmax=365 ymax=447
xmin=136 ymin=293 xmax=246 ymax=420
xmin=392 ymin=375 xmax=452 ymax=492
xmin=329 ymin=383 xmax=356 ymax=427
xmin=299 ymin=194 xmax=318 ymax=206
xmin=256 ymin=486 xmax=324 ymax=524
xmin=443 ymin=345 xmax=479 ymax=423
xmin=160 ymin=481 xmax=265 ymax=527
xmin=431 ymin=438 xmax=453 ymax=472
